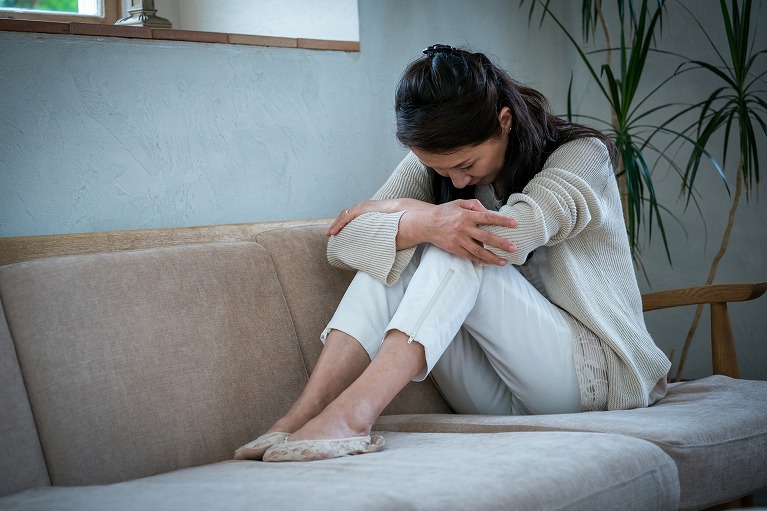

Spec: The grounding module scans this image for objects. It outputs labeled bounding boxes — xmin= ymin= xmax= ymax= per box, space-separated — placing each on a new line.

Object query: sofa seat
xmin=0 ymin=431 xmax=679 ymax=511
xmin=375 ymin=376 xmax=767 ymax=511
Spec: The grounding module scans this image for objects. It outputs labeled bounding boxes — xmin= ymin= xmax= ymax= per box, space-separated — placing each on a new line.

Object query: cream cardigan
xmin=327 ymin=137 xmax=671 ymax=411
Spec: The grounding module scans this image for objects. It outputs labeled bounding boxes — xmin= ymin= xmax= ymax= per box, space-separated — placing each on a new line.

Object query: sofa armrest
xmin=641 ymin=282 xmax=767 ymax=378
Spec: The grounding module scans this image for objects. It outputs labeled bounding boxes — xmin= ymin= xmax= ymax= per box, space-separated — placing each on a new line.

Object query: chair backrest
xmin=642 ymin=282 xmax=766 ymax=379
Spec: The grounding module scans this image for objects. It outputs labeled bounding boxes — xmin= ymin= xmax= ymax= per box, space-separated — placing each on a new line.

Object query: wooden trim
xmin=152 ymin=28 xmax=228 ymax=44
xmin=641 ymin=282 xmax=766 ymax=379
xmin=0 ymin=219 xmax=332 ymax=267
xmin=104 ymin=0 xmax=119 ymax=24
xmin=298 ymin=38 xmax=360 ymax=52
xmin=0 ymin=18 xmax=359 ymax=52
xmin=0 ymin=18 xmax=69 ymax=34
xmin=228 ymin=34 xmax=297 ymax=48
xmin=641 ymin=282 xmax=767 ymax=312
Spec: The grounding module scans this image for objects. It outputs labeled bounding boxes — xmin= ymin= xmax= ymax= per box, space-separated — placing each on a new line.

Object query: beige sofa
xmin=0 ymin=220 xmax=765 ymax=511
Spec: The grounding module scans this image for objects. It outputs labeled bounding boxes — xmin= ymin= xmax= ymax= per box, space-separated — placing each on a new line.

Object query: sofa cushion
xmin=0 ymin=302 xmax=50 ymax=496
xmin=0 ymin=431 xmax=679 ymax=511
xmin=0 ymin=242 xmax=309 ymax=486
xmin=375 ymin=375 xmax=767 ymax=511
xmin=255 ymin=225 xmax=453 ymax=416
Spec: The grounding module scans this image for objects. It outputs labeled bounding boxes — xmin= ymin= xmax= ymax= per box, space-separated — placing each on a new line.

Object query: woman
xmin=235 ymin=44 xmax=671 ymax=462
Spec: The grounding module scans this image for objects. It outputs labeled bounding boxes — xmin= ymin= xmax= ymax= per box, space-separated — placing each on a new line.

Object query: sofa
xmin=0 ymin=219 xmax=765 ymax=511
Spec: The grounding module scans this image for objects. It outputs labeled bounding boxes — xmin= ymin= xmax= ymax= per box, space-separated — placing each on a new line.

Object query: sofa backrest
xmin=0 ymin=302 xmax=50 ymax=495
xmin=0 ymin=241 xmax=309 ymax=488
xmin=0 ymin=221 xmax=451 ymax=493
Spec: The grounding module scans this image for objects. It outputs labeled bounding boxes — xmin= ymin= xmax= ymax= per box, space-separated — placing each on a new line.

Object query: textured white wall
xmin=0 ymin=0 xmax=572 ymax=237
xmin=0 ymin=0 xmax=765 ymax=380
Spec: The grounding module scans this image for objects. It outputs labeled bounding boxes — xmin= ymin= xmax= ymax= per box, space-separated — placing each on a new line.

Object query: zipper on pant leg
xmin=407 ymin=268 xmax=455 ymax=344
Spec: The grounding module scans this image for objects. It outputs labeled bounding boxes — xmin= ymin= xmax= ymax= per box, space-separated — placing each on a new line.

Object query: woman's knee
xmin=419 ymin=244 xmax=480 ymax=276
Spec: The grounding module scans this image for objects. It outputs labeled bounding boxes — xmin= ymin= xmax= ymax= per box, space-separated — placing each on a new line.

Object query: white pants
xmin=322 ymin=244 xmax=582 ymax=416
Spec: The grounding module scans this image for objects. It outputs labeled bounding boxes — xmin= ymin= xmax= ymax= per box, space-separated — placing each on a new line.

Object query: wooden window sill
xmin=0 ymin=18 xmax=360 ymax=51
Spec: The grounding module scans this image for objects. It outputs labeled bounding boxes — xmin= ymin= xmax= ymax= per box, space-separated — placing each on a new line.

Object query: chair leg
xmin=710 ymin=302 xmax=740 ymax=378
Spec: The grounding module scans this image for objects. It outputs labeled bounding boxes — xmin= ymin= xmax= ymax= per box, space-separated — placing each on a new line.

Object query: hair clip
xmin=423 ymin=44 xmax=459 ymax=56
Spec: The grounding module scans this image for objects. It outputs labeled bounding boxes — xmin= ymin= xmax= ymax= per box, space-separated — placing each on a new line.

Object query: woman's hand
xmin=326 ymin=198 xmax=432 ymax=237
xmin=403 ymin=199 xmax=517 ymax=266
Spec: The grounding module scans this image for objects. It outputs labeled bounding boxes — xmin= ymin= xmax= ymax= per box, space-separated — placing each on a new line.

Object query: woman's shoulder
xmin=398 ymin=151 xmax=427 ymax=171
xmin=545 ymin=136 xmax=611 ymax=168
xmin=372 ymin=150 xmax=432 ymax=201
xmin=541 ymin=136 xmax=614 ymax=181
xmin=390 ymin=151 xmax=429 ymax=181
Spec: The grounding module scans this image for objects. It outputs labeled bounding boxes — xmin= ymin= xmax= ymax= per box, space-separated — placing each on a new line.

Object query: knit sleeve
xmin=327 ymin=152 xmax=433 ymax=285
xmin=481 ymin=137 xmax=613 ymax=264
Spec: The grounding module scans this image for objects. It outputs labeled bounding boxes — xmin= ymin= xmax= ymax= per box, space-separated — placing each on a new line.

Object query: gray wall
xmin=1 ymin=0 xmax=572 ymax=236
xmin=0 ymin=0 xmax=765 ymax=380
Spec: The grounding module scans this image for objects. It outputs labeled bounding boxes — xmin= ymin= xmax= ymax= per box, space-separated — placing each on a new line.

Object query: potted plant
xmin=522 ymin=0 xmax=765 ymax=379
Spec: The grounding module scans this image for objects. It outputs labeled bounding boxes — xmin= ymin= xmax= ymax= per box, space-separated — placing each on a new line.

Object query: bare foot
xmin=234 ymin=400 xmax=325 ymax=460
xmin=288 ymin=401 xmax=372 ymax=442
xmin=269 ymin=395 xmax=331 ymax=434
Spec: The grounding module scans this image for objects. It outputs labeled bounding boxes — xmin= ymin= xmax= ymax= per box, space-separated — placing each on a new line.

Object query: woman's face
xmin=411 ymin=108 xmax=511 ymax=190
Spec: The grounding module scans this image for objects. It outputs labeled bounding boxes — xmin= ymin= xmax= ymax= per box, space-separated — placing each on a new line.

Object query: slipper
xmin=234 ymin=432 xmax=290 ymax=460
xmin=262 ymin=434 xmax=385 ymax=462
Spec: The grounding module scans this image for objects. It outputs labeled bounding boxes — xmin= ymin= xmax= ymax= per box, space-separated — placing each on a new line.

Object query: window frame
xmin=0 ymin=0 xmax=360 ymax=52
xmin=0 ymin=0 xmax=121 ymax=25
xmin=0 ymin=18 xmax=360 ymax=52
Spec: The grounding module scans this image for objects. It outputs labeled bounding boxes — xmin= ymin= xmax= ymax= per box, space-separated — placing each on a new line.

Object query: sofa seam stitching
xmin=252 ymin=236 xmax=311 ymax=382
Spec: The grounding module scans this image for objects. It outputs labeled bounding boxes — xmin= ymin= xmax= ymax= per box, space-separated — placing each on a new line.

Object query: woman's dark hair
xmin=395 ymin=45 xmax=615 ymax=203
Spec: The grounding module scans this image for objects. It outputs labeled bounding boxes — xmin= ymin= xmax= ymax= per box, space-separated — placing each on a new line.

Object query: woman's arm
xmin=398 ymin=200 xmax=517 ymax=263
xmin=480 ymin=137 xmax=612 ymax=264
xmin=329 ymin=196 xmax=516 ymax=264
xmin=326 ymin=198 xmax=433 ymax=239
xmin=327 ymin=153 xmax=517 ymax=284
xmin=326 ymin=154 xmax=434 ymax=284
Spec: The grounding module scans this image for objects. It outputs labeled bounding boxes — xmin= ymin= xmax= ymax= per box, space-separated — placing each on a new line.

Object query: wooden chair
xmin=642 ymin=282 xmax=767 ymax=379
xmin=644 ymin=283 xmax=767 ymax=511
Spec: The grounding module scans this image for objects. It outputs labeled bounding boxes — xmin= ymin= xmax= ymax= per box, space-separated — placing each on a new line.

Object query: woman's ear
xmin=498 ymin=107 xmax=512 ymax=132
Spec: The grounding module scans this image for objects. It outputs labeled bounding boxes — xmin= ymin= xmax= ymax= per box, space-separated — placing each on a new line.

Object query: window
xmin=166 ymin=0 xmax=359 ymax=42
xmin=0 ymin=0 xmax=120 ymax=24
xmin=0 ymin=0 xmax=359 ymax=50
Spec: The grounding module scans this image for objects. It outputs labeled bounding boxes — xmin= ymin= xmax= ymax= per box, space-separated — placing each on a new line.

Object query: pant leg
xmin=326 ymin=244 xmax=582 ymax=415
xmin=321 ymin=249 xmax=419 ymax=359
xmin=384 ymin=244 xmax=487 ymax=381
xmin=324 ymin=243 xmax=481 ymax=376
xmin=429 ymin=328 xmax=515 ymax=415
xmin=324 ymin=245 xmax=513 ymax=415
xmin=396 ymin=245 xmax=582 ymax=415
xmin=457 ymin=262 xmax=582 ymax=415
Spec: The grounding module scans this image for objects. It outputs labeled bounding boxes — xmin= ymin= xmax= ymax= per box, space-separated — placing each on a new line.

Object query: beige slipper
xmin=262 ymin=434 xmax=385 ymax=462
xmin=234 ymin=432 xmax=290 ymax=460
